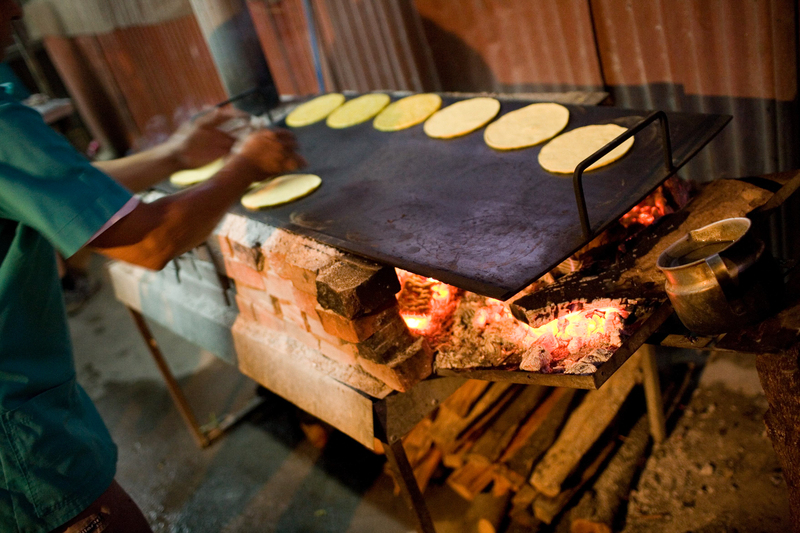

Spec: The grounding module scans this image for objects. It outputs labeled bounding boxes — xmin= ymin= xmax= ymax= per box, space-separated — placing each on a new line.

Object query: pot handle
xmin=706 ymin=254 xmax=747 ymax=316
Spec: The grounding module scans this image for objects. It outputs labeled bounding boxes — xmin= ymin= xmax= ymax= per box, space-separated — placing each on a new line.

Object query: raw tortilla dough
xmin=484 ymin=102 xmax=569 ymax=150
xmin=423 ymin=97 xmax=501 ymax=139
xmin=326 ymin=93 xmax=391 ymax=129
xmin=241 ymin=174 xmax=322 ymax=209
xmin=169 ymin=158 xmax=225 ymax=187
xmin=373 ymin=93 xmax=442 ymax=132
xmin=538 ymin=124 xmax=634 ymax=174
xmin=286 ymin=93 xmax=345 ymax=127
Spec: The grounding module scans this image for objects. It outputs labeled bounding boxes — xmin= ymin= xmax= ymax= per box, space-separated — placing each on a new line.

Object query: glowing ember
xmin=619 ymin=183 xmax=674 ymax=228
xmin=519 ymin=305 xmax=628 ymax=373
xmin=396 ymin=270 xmax=461 ymax=340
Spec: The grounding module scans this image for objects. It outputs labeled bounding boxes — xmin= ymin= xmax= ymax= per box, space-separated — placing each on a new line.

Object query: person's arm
xmin=93 ymin=108 xmax=243 ymax=193
xmin=90 ymin=129 xmax=304 ymax=269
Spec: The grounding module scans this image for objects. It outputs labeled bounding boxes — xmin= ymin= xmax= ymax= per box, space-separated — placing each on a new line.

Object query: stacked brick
xmin=215 ymin=214 xmax=433 ymax=395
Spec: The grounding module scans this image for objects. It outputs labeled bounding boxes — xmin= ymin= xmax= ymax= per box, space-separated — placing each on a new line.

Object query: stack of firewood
xmin=386 ymin=352 xmax=693 ymax=532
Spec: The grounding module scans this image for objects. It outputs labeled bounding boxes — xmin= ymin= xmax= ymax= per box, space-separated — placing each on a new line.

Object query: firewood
xmin=533 ymin=439 xmax=618 ymax=524
xmin=412 ymin=446 xmax=442 ymax=495
xmin=529 ymin=353 xmax=641 ymax=498
xmin=491 ymin=473 xmax=514 ymax=498
xmin=494 ymin=388 xmax=579 ymax=492
xmin=443 ymin=385 xmax=522 ymax=468
xmin=430 ymin=382 xmax=515 ymax=448
xmin=435 ymin=492 xmax=512 ymax=533
xmin=466 ymin=385 xmax=550 ymax=465
xmin=402 ymin=418 xmax=434 ymax=466
xmin=444 ymin=380 xmax=492 ymax=417
xmin=509 ymin=484 xmax=540 ymax=527
xmin=447 ymin=459 xmax=496 ymax=501
xmin=474 ymin=492 xmax=512 ymax=533
xmin=570 ymin=415 xmax=650 ymax=533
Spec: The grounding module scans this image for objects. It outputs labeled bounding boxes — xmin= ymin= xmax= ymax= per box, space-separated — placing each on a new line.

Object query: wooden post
xmin=639 ymin=344 xmax=666 ymax=444
xmin=383 ymin=439 xmax=437 ymax=533
xmin=128 ymin=308 xmax=210 ymax=448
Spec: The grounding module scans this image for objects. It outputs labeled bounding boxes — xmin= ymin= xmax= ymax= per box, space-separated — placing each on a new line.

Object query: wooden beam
xmin=529 ymin=353 xmax=641 ymax=497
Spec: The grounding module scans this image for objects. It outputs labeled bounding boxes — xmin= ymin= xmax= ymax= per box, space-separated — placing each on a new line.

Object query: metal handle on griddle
xmin=573 ymin=111 xmax=675 ymax=240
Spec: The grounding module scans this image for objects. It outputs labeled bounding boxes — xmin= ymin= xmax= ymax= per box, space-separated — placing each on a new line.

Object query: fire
xmin=620 ymin=185 xmax=671 ymax=228
xmin=396 ymin=271 xmax=461 ymax=339
xmin=524 ymin=307 xmax=626 ymax=360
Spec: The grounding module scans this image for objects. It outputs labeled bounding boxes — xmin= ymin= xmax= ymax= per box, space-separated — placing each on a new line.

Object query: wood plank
xmin=380 ymin=377 xmax=466 ymax=444
xmin=443 ymin=380 xmax=493 ymax=417
xmin=533 ymin=439 xmax=618 ymax=524
xmin=429 ymin=382 xmax=515 ymax=447
xmin=570 ymin=415 xmax=651 ymax=533
xmin=447 ymin=459 xmax=496 ymax=501
xmin=467 ymin=385 xmax=550 ymax=465
xmin=529 ymin=353 xmax=641 ymax=498
xmin=232 ymin=318 xmax=377 ymax=449
xmin=495 ymin=388 xmax=580 ymax=492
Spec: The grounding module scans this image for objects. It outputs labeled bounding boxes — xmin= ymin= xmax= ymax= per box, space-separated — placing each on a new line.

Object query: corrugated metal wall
xmin=413 ymin=0 xmax=604 ymax=93
xmin=246 ymin=0 xmax=320 ymax=96
xmin=248 ymin=0 xmax=440 ymax=93
xmin=43 ymin=14 xmax=227 ymax=153
xmin=309 ymin=0 xmax=440 ymax=92
xmin=38 ymin=0 xmax=799 ymax=189
xmin=591 ymin=0 xmax=799 ymax=181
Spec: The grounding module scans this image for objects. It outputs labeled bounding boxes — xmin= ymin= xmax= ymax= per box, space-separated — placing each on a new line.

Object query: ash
xmin=433 ymin=294 xmax=627 ymax=375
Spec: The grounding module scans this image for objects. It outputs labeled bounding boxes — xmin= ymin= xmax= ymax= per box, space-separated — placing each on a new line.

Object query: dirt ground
xmin=622 ymin=351 xmax=791 ymax=533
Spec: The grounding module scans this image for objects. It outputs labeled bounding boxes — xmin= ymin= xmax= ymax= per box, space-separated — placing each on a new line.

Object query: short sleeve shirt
xmin=0 ymin=91 xmax=133 ymax=532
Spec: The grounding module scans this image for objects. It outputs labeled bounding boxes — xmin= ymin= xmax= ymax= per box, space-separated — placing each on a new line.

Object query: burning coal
xmin=396 ymin=270 xmax=462 ymax=345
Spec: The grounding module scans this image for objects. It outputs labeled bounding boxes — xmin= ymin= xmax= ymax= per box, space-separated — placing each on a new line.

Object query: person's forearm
xmin=93 ymin=143 xmax=183 ymax=193
xmin=90 ymin=156 xmax=260 ymax=269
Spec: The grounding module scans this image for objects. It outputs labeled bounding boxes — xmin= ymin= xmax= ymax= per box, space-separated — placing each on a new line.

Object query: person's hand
xmin=234 ymin=128 xmax=307 ymax=177
xmin=167 ymin=108 xmax=245 ymax=170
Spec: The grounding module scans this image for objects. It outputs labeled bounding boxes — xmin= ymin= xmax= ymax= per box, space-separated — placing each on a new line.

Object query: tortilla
xmin=169 ymin=158 xmax=225 ymax=187
xmin=241 ymin=174 xmax=322 ymax=209
xmin=538 ymin=124 xmax=634 ymax=174
xmin=484 ymin=102 xmax=569 ymax=150
xmin=423 ymin=97 xmax=501 ymax=139
xmin=326 ymin=93 xmax=391 ymax=129
xmin=286 ymin=93 xmax=345 ymax=127
xmin=373 ymin=93 xmax=442 ymax=132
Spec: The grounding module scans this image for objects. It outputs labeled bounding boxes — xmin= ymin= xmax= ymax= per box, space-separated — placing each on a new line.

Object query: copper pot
xmin=656 ymin=217 xmax=783 ymax=335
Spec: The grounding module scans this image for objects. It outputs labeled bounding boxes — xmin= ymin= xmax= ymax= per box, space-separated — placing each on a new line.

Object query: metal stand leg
xmin=127 ymin=307 xmax=263 ymax=448
xmin=639 ymin=344 xmax=667 ymax=444
xmin=383 ymin=439 xmax=437 ymax=533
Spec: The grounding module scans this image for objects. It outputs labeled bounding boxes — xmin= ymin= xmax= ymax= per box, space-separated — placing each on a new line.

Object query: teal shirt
xmin=0 ymin=92 xmax=132 ymax=531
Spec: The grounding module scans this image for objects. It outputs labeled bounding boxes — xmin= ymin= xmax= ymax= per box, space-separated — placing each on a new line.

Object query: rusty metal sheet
xmin=413 ymin=0 xmax=603 ymax=93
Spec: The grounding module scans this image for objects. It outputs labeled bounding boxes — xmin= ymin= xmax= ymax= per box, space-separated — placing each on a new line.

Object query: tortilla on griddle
xmin=169 ymin=158 xmax=225 ymax=187
xmin=373 ymin=93 xmax=442 ymax=132
xmin=326 ymin=94 xmax=391 ymax=129
xmin=423 ymin=97 xmax=501 ymax=139
xmin=286 ymin=93 xmax=345 ymax=127
xmin=484 ymin=102 xmax=569 ymax=150
xmin=241 ymin=174 xmax=322 ymax=209
xmin=538 ymin=124 xmax=634 ymax=174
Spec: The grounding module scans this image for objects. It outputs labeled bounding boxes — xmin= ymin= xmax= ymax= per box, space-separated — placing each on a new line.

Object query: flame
xmin=620 ymin=185 xmax=672 ymax=228
xmin=522 ymin=307 xmax=627 ymax=361
xmin=403 ymin=315 xmax=431 ymax=331
xmin=397 ymin=271 xmax=460 ymax=337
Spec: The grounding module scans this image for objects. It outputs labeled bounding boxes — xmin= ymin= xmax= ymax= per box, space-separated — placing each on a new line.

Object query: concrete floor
xmin=68 ymin=256 xmax=792 ymax=532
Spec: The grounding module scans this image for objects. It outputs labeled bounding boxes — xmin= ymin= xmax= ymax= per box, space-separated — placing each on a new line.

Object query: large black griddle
xmin=176 ymin=95 xmax=730 ymax=299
